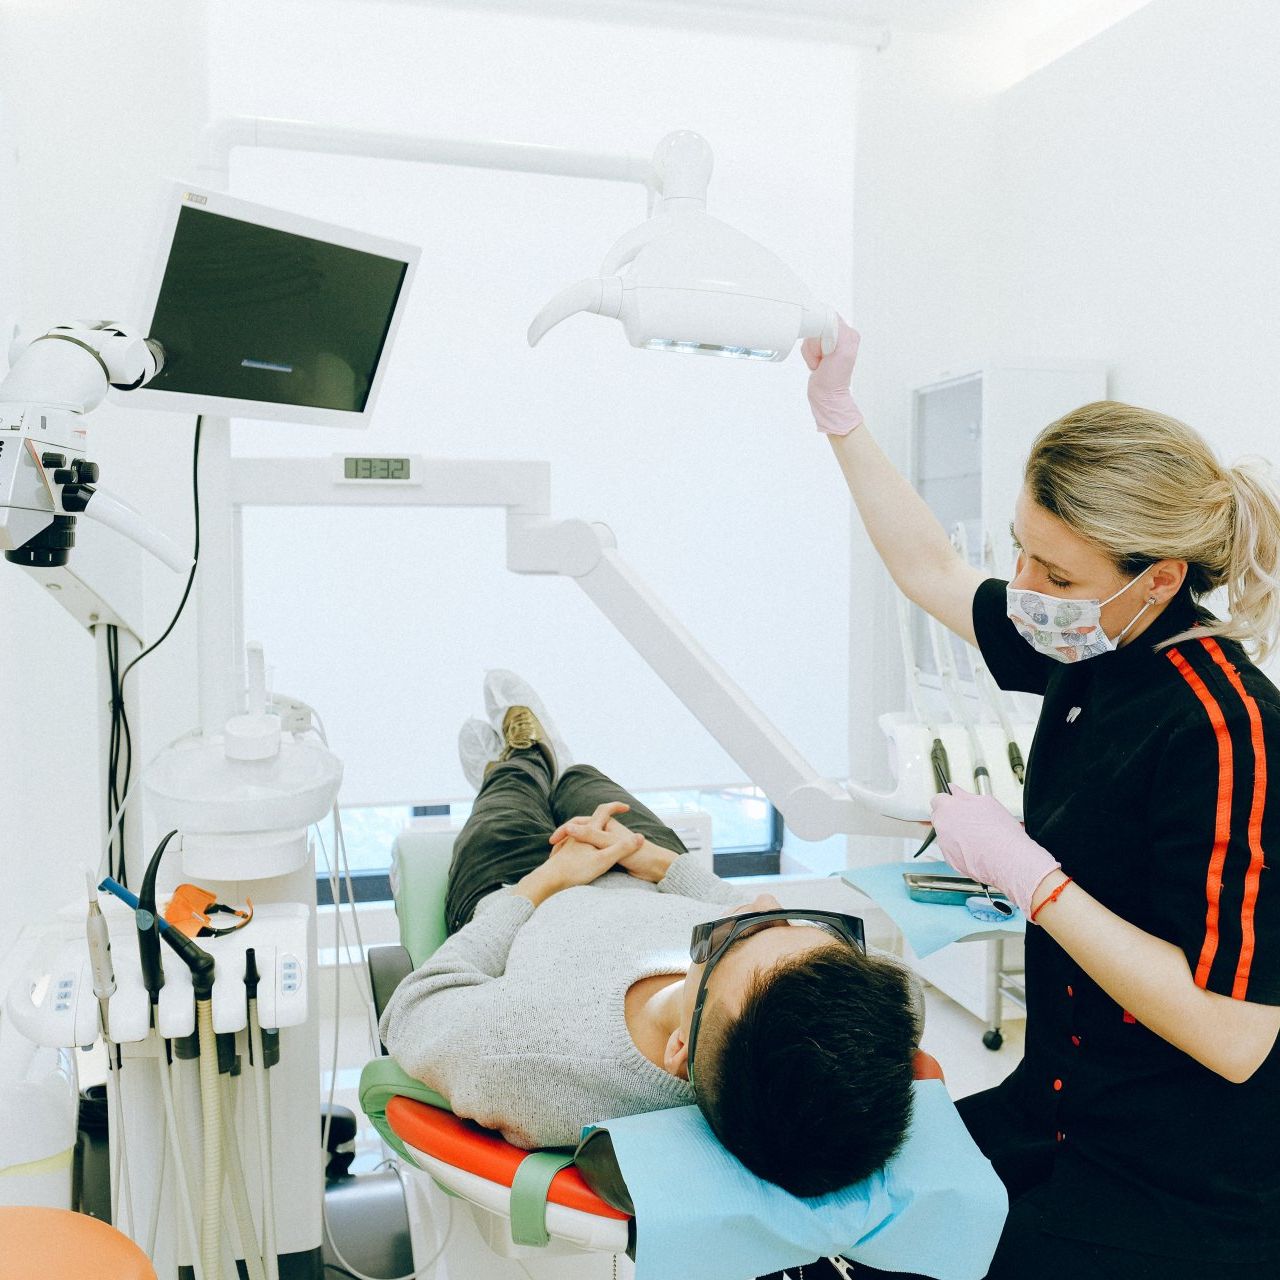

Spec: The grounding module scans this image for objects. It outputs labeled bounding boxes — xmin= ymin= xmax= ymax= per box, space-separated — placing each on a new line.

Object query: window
xmin=314 ymin=785 xmax=781 ymax=905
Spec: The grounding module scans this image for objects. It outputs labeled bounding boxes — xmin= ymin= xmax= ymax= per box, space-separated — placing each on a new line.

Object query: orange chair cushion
xmin=386 ymin=1050 xmax=946 ymax=1223
xmin=912 ymin=1049 xmax=946 ymax=1082
xmin=0 ymin=1206 xmax=156 ymax=1280
xmin=385 ymin=1095 xmax=630 ymax=1220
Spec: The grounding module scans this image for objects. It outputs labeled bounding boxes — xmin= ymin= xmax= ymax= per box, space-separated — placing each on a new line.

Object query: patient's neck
xmin=624 ymin=972 xmax=686 ymax=1073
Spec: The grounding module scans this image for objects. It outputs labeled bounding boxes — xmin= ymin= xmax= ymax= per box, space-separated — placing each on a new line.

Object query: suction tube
xmin=196 ymin=999 xmax=222 ymax=1280
xmin=159 ymin=1049 xmax=205 ymax=1280
xmin=221 ymin=1073 xmax=267 ymax=1280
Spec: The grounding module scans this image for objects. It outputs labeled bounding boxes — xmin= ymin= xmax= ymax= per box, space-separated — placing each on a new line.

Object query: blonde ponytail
xmin=1222 ymin=458 xmax=1280 ymax=664
xmin=1024 ymin=402 xmax=1280 ymax=663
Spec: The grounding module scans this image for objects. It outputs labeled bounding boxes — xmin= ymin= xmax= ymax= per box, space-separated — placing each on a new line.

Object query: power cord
xmin=105 ymin=414 xmax=201 ymax=886
xmin=313 ymin=742 xmax=453 ymax=1280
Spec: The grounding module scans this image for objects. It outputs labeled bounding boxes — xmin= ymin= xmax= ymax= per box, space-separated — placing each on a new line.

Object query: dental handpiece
xmin=86 ymin=874 xmax=117 ymax=1003
xmin=100 ymin=875 xmax=215 ymax=996
xmin=86 ymin=874 xmax=118 ymax=1047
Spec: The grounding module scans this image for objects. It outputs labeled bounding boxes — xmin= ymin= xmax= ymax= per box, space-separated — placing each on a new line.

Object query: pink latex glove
xmin=928 ymin=787 xmax=1062 ymax=917
xmin=801 ymin=316 xmax=865 ymax=436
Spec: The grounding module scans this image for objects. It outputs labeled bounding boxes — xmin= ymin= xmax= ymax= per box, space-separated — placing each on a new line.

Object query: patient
xmin=379 ymin=671 xmax=923 ymax=1197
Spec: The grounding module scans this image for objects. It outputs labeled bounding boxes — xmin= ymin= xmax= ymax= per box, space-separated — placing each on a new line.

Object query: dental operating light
xmin=528 ymin=131 xmax=838 ymax=362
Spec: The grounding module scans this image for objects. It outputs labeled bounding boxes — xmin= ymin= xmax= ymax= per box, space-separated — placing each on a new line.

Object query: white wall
xmin=0 ymin=1 xmax=863 ymax=945
xmin=209 ymin=0 xmax=863 ymax=804
xmin=0 ymin=3 xmax=210 ymax=935
xmin=849 ymin=0 xmax=1280 ymax=804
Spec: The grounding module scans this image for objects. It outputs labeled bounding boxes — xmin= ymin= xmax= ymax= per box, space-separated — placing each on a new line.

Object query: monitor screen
xmin=144 ymin=204 xmax=410 ymax=415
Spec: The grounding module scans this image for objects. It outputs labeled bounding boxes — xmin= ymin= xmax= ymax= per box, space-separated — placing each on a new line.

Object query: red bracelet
xmin=1030 ymin=876 xmax=1073 ymax=925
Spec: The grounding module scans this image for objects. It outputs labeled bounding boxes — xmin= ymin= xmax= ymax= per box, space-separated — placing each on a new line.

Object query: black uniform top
xmin=965 ymin=578 xmax=1280 ymax=1265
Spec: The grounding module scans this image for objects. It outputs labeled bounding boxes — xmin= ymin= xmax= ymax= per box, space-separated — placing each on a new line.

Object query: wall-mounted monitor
xmin=118 ymin=185 xmax=419 ymax=429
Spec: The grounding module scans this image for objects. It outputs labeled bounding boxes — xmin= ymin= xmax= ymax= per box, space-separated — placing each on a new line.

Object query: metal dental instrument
xmin=929 ymin=610 xmax=992 ymax=794
xmin=896 ymin=591 xmax=953 ymax=794
xmin=974 ymin=661 xmax=1026 ymax=785
xmin=959 ymin=523 xmax=1026 ymax=786
xmin=913 ymin=775 xmax=950 ymax=858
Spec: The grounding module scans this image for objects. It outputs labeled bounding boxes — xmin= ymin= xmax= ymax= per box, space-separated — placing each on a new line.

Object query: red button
xmin=1071 ymin=1035 xmax=1082 ymax=1047
xmin=1053 ymin=1078 xmax=1063 ymax=1092
xmin=1066 ymin=985 xmax=1074 ymax=998
xmin=1056 ymin=1131 xmax=1065 ymax=1143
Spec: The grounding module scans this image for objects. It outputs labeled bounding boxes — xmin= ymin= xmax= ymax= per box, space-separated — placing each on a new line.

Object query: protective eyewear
xmin=686 ymin=909 xmax=865 ymax=1093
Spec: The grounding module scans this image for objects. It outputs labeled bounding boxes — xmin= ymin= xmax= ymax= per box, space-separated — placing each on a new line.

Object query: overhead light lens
xmin=643 ymin=338 xmax=779 ymax=361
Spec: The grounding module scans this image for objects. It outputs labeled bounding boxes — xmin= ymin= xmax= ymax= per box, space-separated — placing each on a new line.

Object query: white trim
xmin=380 ymin=0 xmax=892 ymax=48
xmin=404 ymin=1147 xmax=631 ymax=1254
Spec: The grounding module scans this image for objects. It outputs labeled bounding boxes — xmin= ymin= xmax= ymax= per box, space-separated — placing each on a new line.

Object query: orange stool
xmin=0 ymin=1206 xmax=156 ymax=1280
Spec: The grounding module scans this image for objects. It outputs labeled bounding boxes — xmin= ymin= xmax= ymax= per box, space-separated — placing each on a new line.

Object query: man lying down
xmin=380 ymin=671 xmax=924 ymax=1197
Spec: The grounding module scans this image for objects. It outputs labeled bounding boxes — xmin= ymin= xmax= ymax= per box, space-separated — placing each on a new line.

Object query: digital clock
xmin=341 ymin=456 xmax=413 ymax=481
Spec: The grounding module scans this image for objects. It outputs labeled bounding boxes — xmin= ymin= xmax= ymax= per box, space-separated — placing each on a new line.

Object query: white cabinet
xmin=914 ymin=362 xmax=1109 ymax=573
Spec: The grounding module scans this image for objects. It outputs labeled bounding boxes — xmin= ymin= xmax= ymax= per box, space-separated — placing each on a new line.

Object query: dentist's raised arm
xmin=803 ymin=319 xmax=983 ymax=645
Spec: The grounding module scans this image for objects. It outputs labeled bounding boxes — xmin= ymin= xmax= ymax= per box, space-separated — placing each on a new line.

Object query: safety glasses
xmin=686 ymin=910 xmax=865 ymax=1094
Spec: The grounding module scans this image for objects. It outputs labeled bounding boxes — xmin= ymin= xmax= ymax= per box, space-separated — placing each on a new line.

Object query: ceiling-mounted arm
xmin=650 ymin=130 xmax=713 ymax=213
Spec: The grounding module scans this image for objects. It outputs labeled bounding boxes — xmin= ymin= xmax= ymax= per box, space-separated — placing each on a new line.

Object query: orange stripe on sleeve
xmin=1166 ymin=647 xmax=1234 ymax=987
xmin=1204 ymin=638 xmax=1268 ymax=998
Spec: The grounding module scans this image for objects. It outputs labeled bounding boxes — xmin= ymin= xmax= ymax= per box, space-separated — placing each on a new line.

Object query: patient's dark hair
xmin=694 ymin=944 xmax=918 ymax=1197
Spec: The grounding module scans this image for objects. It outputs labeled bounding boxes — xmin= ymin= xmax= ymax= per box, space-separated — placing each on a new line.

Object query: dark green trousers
xmin=444 ymin=750 xmax=688 ymax=935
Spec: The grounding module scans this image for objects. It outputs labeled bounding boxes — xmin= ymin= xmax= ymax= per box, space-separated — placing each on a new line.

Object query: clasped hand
xmin=549 ymin=802 xmax=675 ymax=884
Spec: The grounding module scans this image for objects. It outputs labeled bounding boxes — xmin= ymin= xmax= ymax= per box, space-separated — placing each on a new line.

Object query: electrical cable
xmin=95 ymin=727 xmax=201 ymax=882
xmin=105 ymin=1044 xmax=134 ymax=1236
xmin=221 ymin=1073 xmax=268 ymax=1280
xmin=105 ymin=415 xmax=201 ymax=886
xmin=314 ymin=794 xmax=453 ymax=1280
xmin=246 ymin=957 xmax=280 ymax=1280
xmin=118 ymin=415 xmax=202 ymax=692
xmin=313 ymin=815 xmax=378 ymax=1048
xmin=144 ymin=1100 xmax=168 ymax=1259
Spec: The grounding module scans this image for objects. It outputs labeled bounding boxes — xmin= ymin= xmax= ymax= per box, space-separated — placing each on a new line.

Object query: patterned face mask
xmin=1006 ymin=569 xmax=1153 ymax=664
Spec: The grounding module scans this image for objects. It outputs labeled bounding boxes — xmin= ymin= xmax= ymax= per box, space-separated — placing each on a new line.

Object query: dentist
xmin=805 ymin=321 xmax=1280 ymax=1279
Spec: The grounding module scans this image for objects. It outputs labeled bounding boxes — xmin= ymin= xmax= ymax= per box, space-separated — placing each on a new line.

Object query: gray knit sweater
xmin=378 ymin=856 xmax=744 ymax=1149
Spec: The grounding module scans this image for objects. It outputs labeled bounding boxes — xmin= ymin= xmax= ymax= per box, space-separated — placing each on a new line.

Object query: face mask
xmin=1006 ymin=569 xmax=1154 ymax=664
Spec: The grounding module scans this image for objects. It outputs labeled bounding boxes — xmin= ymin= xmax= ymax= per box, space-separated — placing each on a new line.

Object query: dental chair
xmin=359 ymin=823 xmax=991 ymax=1280
xmin=359 ymin=821 xmax=707 ymax=1273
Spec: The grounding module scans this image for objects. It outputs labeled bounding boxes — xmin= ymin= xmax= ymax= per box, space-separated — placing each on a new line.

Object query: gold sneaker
xmin=484 ymin=704 xmax=557 ymax=777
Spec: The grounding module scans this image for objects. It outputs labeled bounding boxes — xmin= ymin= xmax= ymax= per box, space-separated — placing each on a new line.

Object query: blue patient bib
xmin=583 ymin=1078 xmax=1007 ymax=1280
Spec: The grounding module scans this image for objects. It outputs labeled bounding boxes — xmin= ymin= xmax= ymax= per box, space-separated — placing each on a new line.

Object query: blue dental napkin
xmin=584 ymin=1079 xmax=1007 ymax=1280
xmin=840 ymin=862 xmax=1026 ymax=958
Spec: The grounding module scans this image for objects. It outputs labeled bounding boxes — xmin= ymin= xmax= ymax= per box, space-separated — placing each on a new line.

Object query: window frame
xmin=315 ymin=794 xmax=782 ymax=905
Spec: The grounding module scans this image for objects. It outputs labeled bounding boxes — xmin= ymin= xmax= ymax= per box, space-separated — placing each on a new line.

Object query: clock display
xmin=344 ymin=457 xmax=410 ymax=480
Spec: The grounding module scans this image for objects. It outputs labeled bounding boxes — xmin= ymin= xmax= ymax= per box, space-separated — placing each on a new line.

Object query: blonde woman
xmin=805 ymin=322 xmax=1280 ymax=1280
